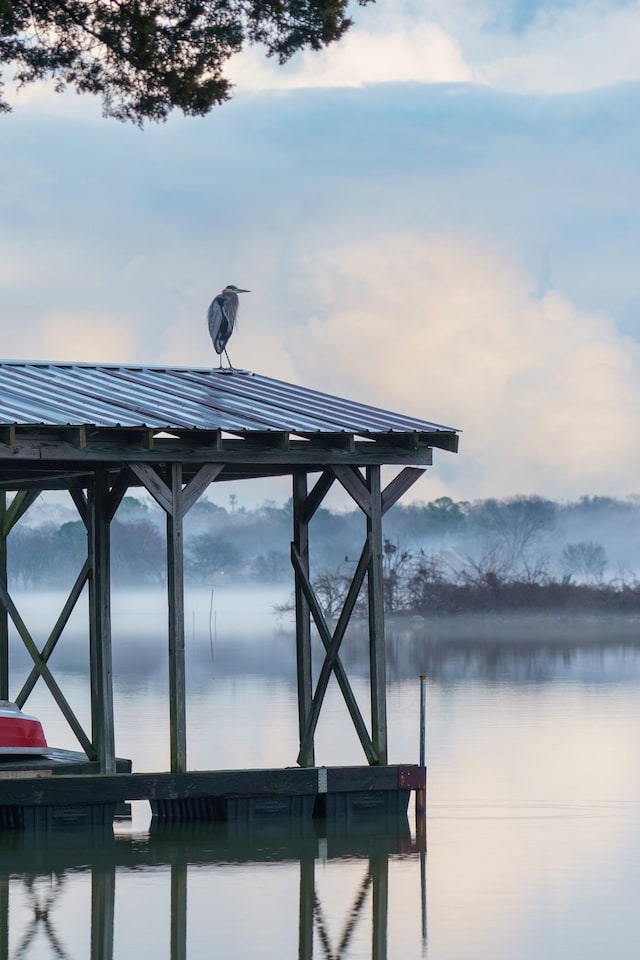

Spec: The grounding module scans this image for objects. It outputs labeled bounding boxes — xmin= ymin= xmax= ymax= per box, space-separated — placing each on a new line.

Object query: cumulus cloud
xmin=478 ymin=1 xmax=640 ymax=93
xmin=14 ymin=310 xmax=140 ymax=364
xmin=285 ymin=232 xmax=640 ymax=499
xmin=228 ymin=0 xmax=640 ymax=96
xmin=230 ymin=23 xmax=472 ymax=90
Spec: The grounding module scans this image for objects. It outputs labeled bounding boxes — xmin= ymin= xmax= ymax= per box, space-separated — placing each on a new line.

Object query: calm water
xmin=2 ymin=588 xmax=640 ymax=958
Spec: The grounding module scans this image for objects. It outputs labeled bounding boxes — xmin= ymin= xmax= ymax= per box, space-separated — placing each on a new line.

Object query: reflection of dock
xmin=0 ymin=818 xmax=427 ymax=960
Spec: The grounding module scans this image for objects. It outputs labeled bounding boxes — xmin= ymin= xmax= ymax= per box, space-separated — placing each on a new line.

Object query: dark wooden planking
xmin=0 ymin=765 xmax=418 ymax=804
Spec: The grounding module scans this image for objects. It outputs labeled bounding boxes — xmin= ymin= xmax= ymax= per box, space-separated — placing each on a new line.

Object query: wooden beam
xmin=88 ymin=469 xmax=116 ymax=772
xmin=0 ymin=425 xmax=15 ymax=447
xmin=0 ymin=434 xmax=435 ymax=466
xmin=167 ymin=463 xmax=187 ymax=773
xmin=182 ymin=463 xmax=225 ymax=515
xmin=70 ymin=487 xmax=88 ymax=528
xmin=2 ymin=490 xmax=41 ymax=535
xmin=297 ymin=538 xmax=371 ymax=766
xmin=15 ymin=560 xmax=90 ymax=708
xmin=366 ymin=466 xmax=388 ymax=765
xmin=130 ymin=463 xmax=173 ymax=515
xmin=332 ymin=466 xmax=372 ymax=517
xmin=0 ymin=579 xmax=95 ymax=758
xmin=106 ymin=467 xmax=132 ymax=523
xmin=302 ymin=471 xmax=334 ymax=524
xmin=293 ymin=471 xmax=314 ymax=767
xmin=381 ymin=467 xmax=426 ymax=516
xmin=291 ymin=543 xmax=377 ymax=765
xmin=242 ymin=431 xmax=290 ymax=451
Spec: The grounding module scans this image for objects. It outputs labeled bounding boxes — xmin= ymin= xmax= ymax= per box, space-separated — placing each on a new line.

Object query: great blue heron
xmin=207 ymin=285 xmax=250 ymax=370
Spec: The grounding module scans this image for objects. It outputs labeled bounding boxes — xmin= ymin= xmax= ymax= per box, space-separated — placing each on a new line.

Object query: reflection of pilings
xmin=0 ymin=877 xmax=7 ymax=960
xmin=91 ymin=866 xmax=115 ymax=960
xmin=415 ymin=812 xmax=428 ymax=955
xmin=371 ymin=856 xmax=388 ymax=960
xmin=299 ymin=858 xmax=314 ymax=960
xmin=420 ymin=851 xmax=427 ymax=956
xmin=171 ymin=862 xmax=187 ymax=960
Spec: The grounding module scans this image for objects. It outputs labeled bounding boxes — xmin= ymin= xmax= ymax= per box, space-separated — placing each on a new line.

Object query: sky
xmin=1 ymin=0 xmax=640 ymax=504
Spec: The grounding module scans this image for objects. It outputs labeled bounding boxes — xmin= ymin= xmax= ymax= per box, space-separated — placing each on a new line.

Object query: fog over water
xmin=3 ymin=582 xmax=640 ymax=958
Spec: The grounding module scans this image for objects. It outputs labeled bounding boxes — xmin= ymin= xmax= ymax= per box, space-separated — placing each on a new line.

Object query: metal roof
xmin=0 ymin=360 xmax=459 ymax=441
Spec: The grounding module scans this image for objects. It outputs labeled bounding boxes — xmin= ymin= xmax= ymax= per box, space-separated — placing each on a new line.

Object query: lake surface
xmin=2 ymin=588 xmax=640 ymax=958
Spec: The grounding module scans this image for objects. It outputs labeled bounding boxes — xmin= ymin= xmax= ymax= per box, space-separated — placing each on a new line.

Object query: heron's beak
xmin=237 ymin=288 xmax=251 ymax=293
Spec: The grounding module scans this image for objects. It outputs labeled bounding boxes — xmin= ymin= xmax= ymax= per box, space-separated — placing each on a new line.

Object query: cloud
xmin=227 ymin=0 xmax=640 ymax=96
xmin=285 ymin=231 xmax=640 ymax=499
xmin=13 ymin=310 xmax=140 ymax=364
xmin=230 ymin=23 xmax=472 ymax=90
xmin=478 ymin=0 xmax=640 ymax=93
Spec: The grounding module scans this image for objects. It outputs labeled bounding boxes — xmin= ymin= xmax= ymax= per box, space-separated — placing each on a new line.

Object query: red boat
xmin=0 ymin=701 xmax=49 ymax=755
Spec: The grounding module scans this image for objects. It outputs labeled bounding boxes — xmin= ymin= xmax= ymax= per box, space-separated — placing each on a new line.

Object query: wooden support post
xmin=293 ymin=471 xmax=314 ymax=767
xmin=91 ymin=865 xmax=115 ymax=960
xmin=366 ymin=466 xmax=388 ymax=765
xmin=0 ymin=493 xmax=7 ymax=701
xmin=167 ymin=463 xmax=187 ymax=773
xmin=88 ymin=469 xmax=116 ymax=773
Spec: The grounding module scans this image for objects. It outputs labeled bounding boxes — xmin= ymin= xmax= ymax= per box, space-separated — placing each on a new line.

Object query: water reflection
xmin=0 ymin=818 xmax=425 ymax=960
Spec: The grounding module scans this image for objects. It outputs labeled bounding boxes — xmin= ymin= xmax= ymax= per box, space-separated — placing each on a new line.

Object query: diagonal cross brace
xmin=291 ymin=543 xmax=378 ymax=766
xmin=15 ymin=560 xmax=90 ymax=709
xmin=0 ymin=580 xmax=95 ymax=759
xmin=296 ymin=539 xmax=372 ymax=766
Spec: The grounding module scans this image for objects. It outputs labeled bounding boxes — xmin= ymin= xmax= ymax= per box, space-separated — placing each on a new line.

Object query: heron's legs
xmin=224 ymin=348 xmax=234 ymax=371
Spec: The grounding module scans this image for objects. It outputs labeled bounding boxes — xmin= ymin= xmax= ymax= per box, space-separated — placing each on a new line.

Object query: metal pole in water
xmin=416 ymin=674 xmax=427 ymax=817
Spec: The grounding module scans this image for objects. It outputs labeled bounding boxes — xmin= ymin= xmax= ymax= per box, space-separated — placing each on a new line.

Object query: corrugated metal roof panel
xmin=0 ymin=361 xmax=459 ymax=438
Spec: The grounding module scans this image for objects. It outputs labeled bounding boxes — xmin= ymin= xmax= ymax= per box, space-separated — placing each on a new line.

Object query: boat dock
xmin=0 ymin=362 xmax=457 ymax=831
xmin=0 ymin=762 xmax=425 ymax=833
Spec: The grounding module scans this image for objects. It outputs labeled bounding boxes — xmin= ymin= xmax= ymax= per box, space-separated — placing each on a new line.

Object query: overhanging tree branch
xmin=1 ymin=0 xmax=374 ymax=122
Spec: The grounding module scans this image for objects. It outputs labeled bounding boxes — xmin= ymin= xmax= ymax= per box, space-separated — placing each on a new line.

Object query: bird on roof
xmin=207 ymin=285 xmax=250 ymax=370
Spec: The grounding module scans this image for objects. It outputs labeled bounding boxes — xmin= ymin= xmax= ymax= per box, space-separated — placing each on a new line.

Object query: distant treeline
xmin=6 ymin=494 xmax=640 ymax=613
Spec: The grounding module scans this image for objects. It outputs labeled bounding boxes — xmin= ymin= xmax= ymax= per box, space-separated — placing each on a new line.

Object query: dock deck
xmin=0 ymin=761 xmax=426 ymax=832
